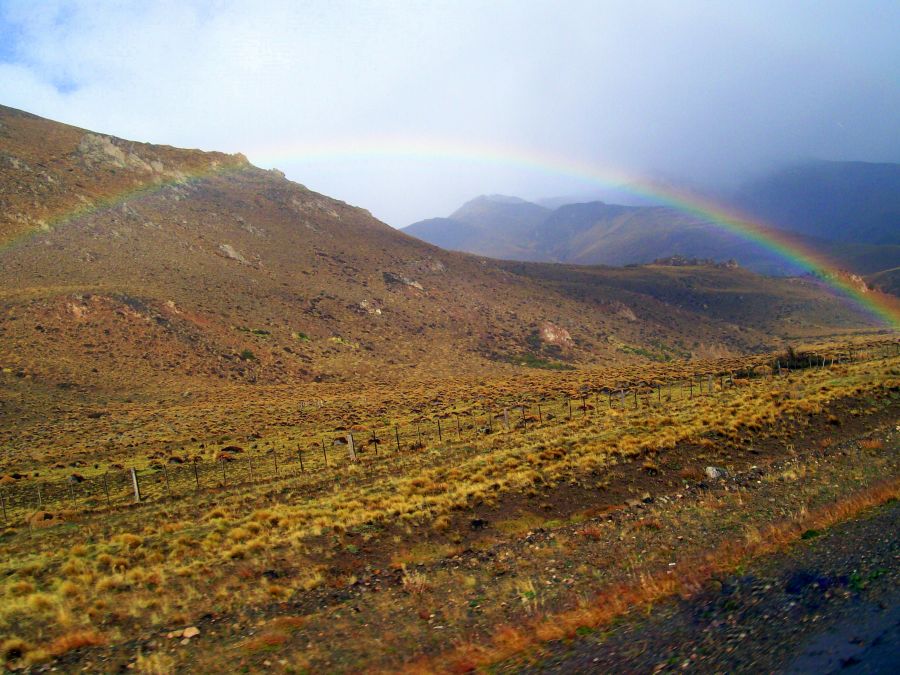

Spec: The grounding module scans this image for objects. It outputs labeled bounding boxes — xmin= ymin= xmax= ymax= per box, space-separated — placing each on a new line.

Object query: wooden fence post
xmin=394 ymin=426 xmax=401 ymax=453
xmin=436 ymin=418 xmax=442 ymax=442
xmin=36 ymin=483 xmax=43 ymax=509
xmin=347 ymin=435 xmax=356 ymax=462
xmin=537 ymin=403 xmax=543 ymax=424
xmin=522 ymin=404 xmax=527 ymax=430
xmin=455 ymin=414 xmax=461 ymax=440
xmin=193 ymin=461 xmax=200 ymax=490
xmin=322 ymin=439 xmax=328 ymax=466
xmin=298 ymin=448 xmax=304 ymax=473
xmin=567 ymin=399 xmax=572 ymax=419
xmin=371 ymin=430 xmax=379 ymax=455
xmin=130 ymin=468 xmax=142 ymax=503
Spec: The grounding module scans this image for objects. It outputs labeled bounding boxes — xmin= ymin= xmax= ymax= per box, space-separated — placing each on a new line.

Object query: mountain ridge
xmin=404 ymin=161 xmax=900 ymax=280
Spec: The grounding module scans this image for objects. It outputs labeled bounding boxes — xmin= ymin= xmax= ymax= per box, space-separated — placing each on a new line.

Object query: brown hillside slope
xmin=0 ymin=104 xmax=888 ymax=406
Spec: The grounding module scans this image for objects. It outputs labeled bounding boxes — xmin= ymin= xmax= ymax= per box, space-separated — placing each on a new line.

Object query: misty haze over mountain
xmin=404 ymin=160 xmax=900 ymax=279
xmin=1 ymin=1 xmax=898 ymax=226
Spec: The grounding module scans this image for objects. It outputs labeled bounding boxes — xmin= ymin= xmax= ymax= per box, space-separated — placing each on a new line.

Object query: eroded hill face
xmin=0 ymin=105 xmax=886 ymax=408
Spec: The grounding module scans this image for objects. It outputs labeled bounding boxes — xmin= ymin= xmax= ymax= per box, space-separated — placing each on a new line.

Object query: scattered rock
xmin=705 ymin=466 xmax=728 ymax=480
xmin=470 ymin=518 xmax=489 ymax=530
xmin=641 ymin=492 xmax=653 ymax=503
xmin=357 ymin=299 xmax=383 ymax=316
xmin=539 ymin=321 xmax=573 ymax=348
xmin=383 ymin=271 xmax=424 ymax=290
xmin=784 ymin=570 xmax=817 ymax=594
xmin=217 ymin=243 xmax=249 ymax=265
xmin=182 ymin=626 xmax=200 ymax=639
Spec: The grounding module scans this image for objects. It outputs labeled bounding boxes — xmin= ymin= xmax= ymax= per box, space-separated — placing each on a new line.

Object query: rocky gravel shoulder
xmin=516 ymin=493 xmax=900 ymax=673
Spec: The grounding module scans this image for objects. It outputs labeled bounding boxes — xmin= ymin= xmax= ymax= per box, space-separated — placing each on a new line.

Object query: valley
xmin=0 ymin=105 xmax=898 ymax=672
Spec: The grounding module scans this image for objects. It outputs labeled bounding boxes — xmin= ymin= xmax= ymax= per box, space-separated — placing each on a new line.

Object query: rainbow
xmin=3 ymin=134 xmax=898 ymax=329
xmin=249 ymin=136 xmax=900 ymax=329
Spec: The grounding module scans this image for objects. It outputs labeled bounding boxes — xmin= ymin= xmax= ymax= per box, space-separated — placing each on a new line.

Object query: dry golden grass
xmin=46 ymin=630 xmax=106 ymax=657
xmin=0 ymin=346 xmax=894 ymax=670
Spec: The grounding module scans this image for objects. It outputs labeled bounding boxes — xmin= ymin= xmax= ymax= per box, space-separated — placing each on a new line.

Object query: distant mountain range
xmin=404 ymin=161 xmax=900 ymax=281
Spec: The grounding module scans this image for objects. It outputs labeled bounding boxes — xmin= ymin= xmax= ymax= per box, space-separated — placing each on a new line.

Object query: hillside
xmin=868 ymin=267 xmax=900 ymax=297
xmin=0 ymin=105 xmax=891 ymax=425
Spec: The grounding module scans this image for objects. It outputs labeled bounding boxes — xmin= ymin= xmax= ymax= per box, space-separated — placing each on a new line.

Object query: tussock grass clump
xmin=46 ymin=629 xmax=106 ymax=656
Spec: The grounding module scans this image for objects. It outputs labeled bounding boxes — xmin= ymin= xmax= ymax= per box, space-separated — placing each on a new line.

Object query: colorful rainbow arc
xmin=249 ymin=136 xmax=900 ymax=329
xmin=4 ymin=136 xmax=898 ymax=330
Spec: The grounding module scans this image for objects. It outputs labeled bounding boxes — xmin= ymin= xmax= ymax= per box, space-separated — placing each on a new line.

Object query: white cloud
xmin=1 ymin=0 xmax=898 ymax=225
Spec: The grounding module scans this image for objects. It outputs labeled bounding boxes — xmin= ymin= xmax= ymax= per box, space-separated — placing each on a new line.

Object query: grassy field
xmin=0 ymin=339 xmax=897 ymax=671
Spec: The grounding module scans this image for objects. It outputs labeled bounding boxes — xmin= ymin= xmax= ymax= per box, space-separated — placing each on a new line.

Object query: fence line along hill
xmin=4 ymin=339 xmax=896 ymax=526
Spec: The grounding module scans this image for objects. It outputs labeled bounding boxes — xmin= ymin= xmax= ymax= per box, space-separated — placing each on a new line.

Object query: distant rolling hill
xmin=867 ymin=267 xmax=900 ymax=297
xmin=404 ymin=195 xmax=551 ymax=261
xmin=404 ymin=161 xmax=900 ymax=282
xmin=406 ymin=195 xmax=793 ymax=274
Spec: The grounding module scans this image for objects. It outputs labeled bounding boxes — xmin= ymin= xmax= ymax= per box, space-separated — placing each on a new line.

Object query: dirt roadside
xmin=511 ymin=488 xmax=900 ymax=673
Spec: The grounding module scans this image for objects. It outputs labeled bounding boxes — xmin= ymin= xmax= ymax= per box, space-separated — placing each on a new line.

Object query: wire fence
xmin=2 ymin=340 xmax=897 ymax=526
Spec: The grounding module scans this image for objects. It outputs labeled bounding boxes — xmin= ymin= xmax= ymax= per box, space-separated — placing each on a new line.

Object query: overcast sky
xmin=1 ymin=0 xmax=898 ymax=226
